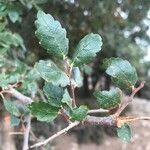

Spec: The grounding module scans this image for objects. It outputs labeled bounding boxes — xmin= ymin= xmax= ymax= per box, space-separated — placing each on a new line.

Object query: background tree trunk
xmin=0 ymin=112 xmax=16 ymax=150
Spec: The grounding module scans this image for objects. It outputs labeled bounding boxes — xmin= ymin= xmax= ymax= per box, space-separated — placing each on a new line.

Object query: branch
xmin=64 ymin=57 xmax=76 ymax=108
xmin=117 ymin=116 xmax=150 ymax=127
xmin=9 ymin=132 xmax=24 ymax=135
xmin=114 ymin=81 xmax=145 ymax=117
xmin=30 ymin=121 xmax=80 ymax=149
xmin=29 ymin=111 xmax=150 ymax=149
xmin=70 ymin=80 xmax=76 ymax=108
xmin=83 ymin=115 xmax=116 ymax=126
xmin=2 ymin=87 xmax=33 ymax=104
xmin=88 ymin=109 xmax=109 ymax=114
xmin=30 ymin=115 xmax=117 ymax=149
xmin=22 ymin=114 xmax=31 ymax=150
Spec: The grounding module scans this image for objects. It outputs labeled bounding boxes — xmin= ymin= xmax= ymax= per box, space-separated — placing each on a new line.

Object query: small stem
xmin=2 ymin=87 xmax=33 ymax=104
xmin=30 ymin=130 xmax=46 ymax=150
xmin=0 ymin=93 xmax=5 ymax=101
xmin=88 ymin=109 xmax=109 ymax=114
xmin=68 ymin=65 xmax=76 ymax=108
xmin=30 ymin=121 xmax=80 ymax=149
xmin=30 ymin=130 xmax=38 ymax=141
xmin=70 ymin=81 xmax=76 ymax=108
xmin=117 ymin=116 xmax=150 ymax=127
xmin=64 ymin=57 xmax=76 ymax=108
xmin=60 ymin=108 xmax=71 ymax=123
xmin=32 ymin=1 xmax=41 ymax=10
xmin=114 ymin=81 xmax=145 ymax=117
xmin=9 ymin=132 xmax=24 ymax=135
xmin=22 ymin=113 xmax=31 ymax=150
xmin=134 ymin=116 xmax=150 ymax=121
xmin=38 ymin=88 xmax=47 ymax=102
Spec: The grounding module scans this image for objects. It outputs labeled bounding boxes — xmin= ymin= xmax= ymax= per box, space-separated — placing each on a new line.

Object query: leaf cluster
xmin=0 ymin=9 xmax=141 ymax=144
xmin=28 ymin=11 xmax=138 ymax=142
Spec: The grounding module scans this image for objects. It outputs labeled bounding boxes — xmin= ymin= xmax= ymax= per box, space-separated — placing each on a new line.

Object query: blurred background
xmin=0 ymin=0 xmax=150 ymax=150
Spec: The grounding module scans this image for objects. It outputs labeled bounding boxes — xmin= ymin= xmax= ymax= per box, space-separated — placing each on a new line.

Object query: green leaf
xmin=43 ymin=82 xmax=64 ymax=107
xmin=72 ymin=33 xmax=102 ymax=66
xmin=29 ymin=102 xmax=59 ymax=122
xmin=61 ymin=89 xmax=72 ymax=108
xmin=26 ymin=68 xmax=40 ymax=81
xmin=0 ymin=2 xmax=7 ymax=16
xmin=7 ymin=3 xmax=22 ymax=23
xmin=19 ymin=0 xmax=48 ymax=9
xmin=35 ymin=10 xmax=69 ymax=58
xmin=10 ymin=115 xmax=20 ymax=127
xmin=28 ymin=82 xmax=38 ymax=94
xmin=103 ymin=58 xmax=138 ymax=90
xmin=72 ymin=67 xmax=83 ymax=87
xmin=0 ymin=72 xmax=21 ymax=88
xmin=0 ymin=73 xmax=9 ymax=88
xmin=17 ymin=103 xmax=30 ymax=115
xmin=8 ymin=11 xmax=19 ymax=23
xmin=33 ymin=0 xmax=49 ymax=4
xmin=35 ymin=60 xmax=69 ymax=87
xmin=7 ymin=73 xmax=21 ymax=84
xmin=0 ymin=47 xmax=7 ymax=56
xmin=94 ymin=88 xmax=121 ymax=109
xmin=20 ymin=68 xmax=39 ymax=95
xmin=116 ymin=124 xmax=132 ymax=143
xmin=8 ymin=8 xmax=20 ymax=23
xmin=4 ymin=100 xmax=21 ymax=117
xmin=0 ymin=31 xmax=25 ymax=50
xmin=21 ymin=80 xmax=38 ymax=96
xmin=0 ymin=21 xmax=6 ymax=32
xmin=19 ymin=0 xmax=33 ymax=9
xmin=14 ymin=60 xmax=27 ymax=74
xmin=81 ymin=65 xmax=93 ymax=75
xmin=70 ymin=105 xmax=88 ymax=121
xmin=11 ymin=33 xmax=25 ymax=50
